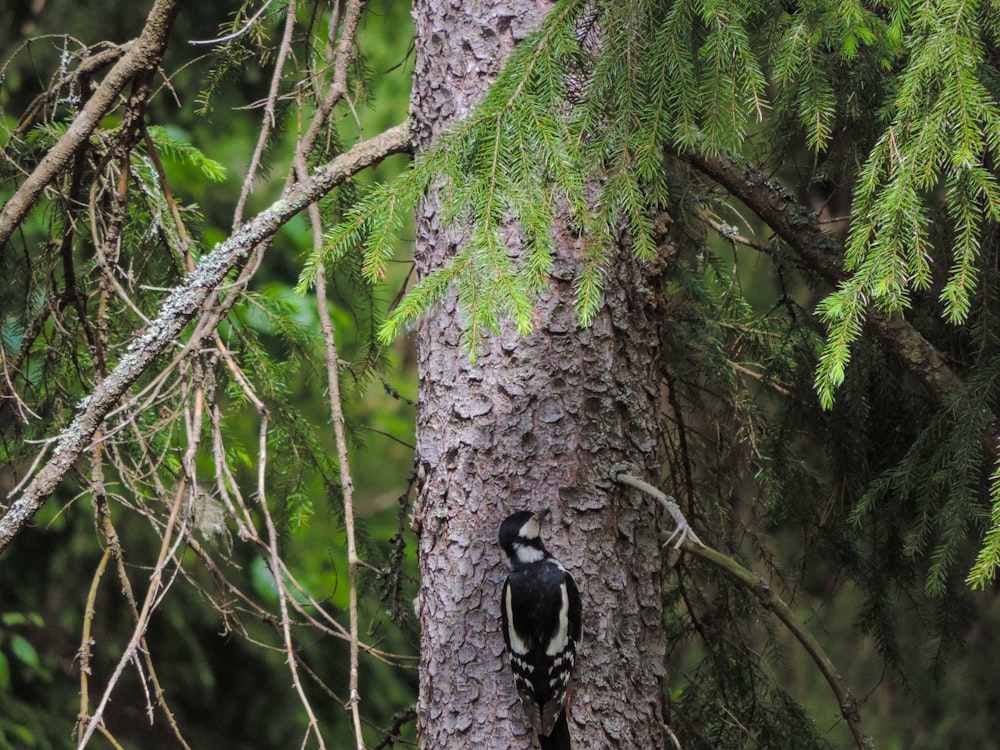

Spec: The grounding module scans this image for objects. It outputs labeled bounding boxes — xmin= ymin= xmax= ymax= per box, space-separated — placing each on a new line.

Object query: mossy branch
xmin=611 ymin=468 xmax=874 ymax=750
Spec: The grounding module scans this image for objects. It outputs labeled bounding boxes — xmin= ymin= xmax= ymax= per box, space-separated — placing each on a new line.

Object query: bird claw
xmin=662 ymin=499 xmax=704 ymax=549
xmin=608 ymin=468 xmax=705 ymax=549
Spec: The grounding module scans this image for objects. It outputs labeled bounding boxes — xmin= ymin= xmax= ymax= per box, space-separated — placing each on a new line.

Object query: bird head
xmin=499 ymin=509 xmax=551 ymax=566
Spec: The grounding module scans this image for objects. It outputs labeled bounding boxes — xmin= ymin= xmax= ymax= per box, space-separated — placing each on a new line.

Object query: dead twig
xmin=0 ymin=121 xmax=412 ymax=554
xmin=233 ymin=0 xmax=299 ymax=226
xmin=0 ymin=0 xmax=183 ymax=245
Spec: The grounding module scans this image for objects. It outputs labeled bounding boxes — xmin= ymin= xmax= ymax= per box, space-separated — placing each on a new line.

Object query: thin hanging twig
xmin=254 ymin=409 xmax=329 ymax=750
xmin=76 ymin=380 xmax=206 ymax=749
xmin=315 ymin=262 xmax=366 ymax=749
xmin=287 ymin=3 xmax=372 ymax=744
xmin=97 ymin=497 xmax=193 ymax=750
xmin=233 ymin=0 xmax=299 ymax=226
xmin=76 ymin=475 xmax=192 ymax=748
xmin=189 ymin=0 xmax=277 ymax=46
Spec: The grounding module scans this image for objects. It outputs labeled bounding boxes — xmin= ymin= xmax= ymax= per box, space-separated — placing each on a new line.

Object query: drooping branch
xmin=687 ymin=151 xmax=965 ymax=407
xmin=0 ymin=0 xmax=183 ymax=245
xmin=611 ymin=469 xmax=873 ymax=750
xmin=0 ymin=122 xmax=413 ymax=554
xmin=681 ymin=541 xmax=872 ymax=750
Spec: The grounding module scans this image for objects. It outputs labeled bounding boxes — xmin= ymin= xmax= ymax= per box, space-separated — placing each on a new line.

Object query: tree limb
xmin=0 ymin=0 xmax=183 ymax=246
xmin=687 ymin=151 xmax=965 ymax=407
xmin=612 ymin=469 xmax=873 ymax=750
xmin=680 ymin=541 xmax=873 ymax=750
xmin=0 ymin=122 xmax=413 ymax=554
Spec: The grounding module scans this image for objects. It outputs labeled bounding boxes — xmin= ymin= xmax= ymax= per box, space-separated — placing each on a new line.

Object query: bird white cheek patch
xmin=513 ymin=542 xmax=545 ymax=564
xmin=519 ymin=518 xmax=541 ymax=539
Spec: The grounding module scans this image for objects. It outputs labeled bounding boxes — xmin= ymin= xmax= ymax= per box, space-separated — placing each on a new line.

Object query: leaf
xmin=9 ymin=635 xmax=38 ymax=670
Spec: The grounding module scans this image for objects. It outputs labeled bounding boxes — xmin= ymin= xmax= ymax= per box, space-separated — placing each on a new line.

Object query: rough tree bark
xmin=410 ymin=2 xmax=668 ymax=747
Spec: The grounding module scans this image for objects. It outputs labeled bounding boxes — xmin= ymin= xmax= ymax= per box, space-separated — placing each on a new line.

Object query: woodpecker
xmin=499 ymin=509 xmax=582 ymax=750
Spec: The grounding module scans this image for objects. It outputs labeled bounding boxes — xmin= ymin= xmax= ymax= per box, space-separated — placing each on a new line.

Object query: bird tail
xmin=538 ymin=712 xmax=571 ymax=750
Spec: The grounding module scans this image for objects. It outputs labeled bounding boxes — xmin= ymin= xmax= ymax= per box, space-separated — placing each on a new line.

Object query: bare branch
xmin=286 ymin=6 xmax=374 ymax=741
xmin=0 ymin=121 xmax=413 ymax=554
xmin=316 ymin=241 xmax=366 ymax=750
xmin=233 ymin=0 xmax=300 ymax=226
xmin=296 ymin=0 xmax=369 ymax=162
xmin=0 ymin=0 xmax=183 ymax=245
xmin=189 ymin=0 xmax=277 ymax=46
xmin=610 ymin=467 xmax=703 ymax=548
xmin=76 ymin=475 xmax=192 ymax=748
xmin=255 ymin=409 xmax=330 ymax=750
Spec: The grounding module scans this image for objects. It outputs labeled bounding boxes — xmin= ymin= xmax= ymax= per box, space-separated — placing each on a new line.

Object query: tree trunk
xmin=410 ymin=1 xmax=668 ymax=747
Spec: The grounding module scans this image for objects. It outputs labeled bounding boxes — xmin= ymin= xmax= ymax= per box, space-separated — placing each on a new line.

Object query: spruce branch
xmin=686 ymin=150 xmax=966 ymax=410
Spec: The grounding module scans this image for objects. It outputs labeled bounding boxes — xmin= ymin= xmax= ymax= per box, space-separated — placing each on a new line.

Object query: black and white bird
xmin=499 ymin=509 xmax=582 ymax=750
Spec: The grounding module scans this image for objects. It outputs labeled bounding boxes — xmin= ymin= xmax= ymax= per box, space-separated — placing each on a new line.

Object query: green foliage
xmin=301 ymin=1 xmax=591 ymax=348
xmin=145 ymin=126 xmax=228 ymax=182
xmin=304 ymin=0 xmax=1000 ymax=433
xmin=653 ymin=167 xmax=1000 ymax=745
xmin=0 ymin=2 xmax=419 ymax=748
xmin=301 ymin=0 xmax=787 ymax=344
xmin=967 ymin=444 xmax=1000 ymax=588
xmin=850 ymin=372 xmax=995 ymax=597
xmin=669 ymin=640 xmax=837 ymax=750
xmin=199 ymin=0 xmax=1000 ymax=743
xmin=301 ymin=0 xmax=1000 ymax=594
xmin=8 ymin=0 xmax=1000 ymax=745
xmin=0 ymin=611 xmax=68 ymax=750
xmin=815 ymin=0 xmax=1000 ymax=407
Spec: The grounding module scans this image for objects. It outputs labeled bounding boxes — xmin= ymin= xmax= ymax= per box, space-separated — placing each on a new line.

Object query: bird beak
xmin=533 ymin=508 xmax=551 ymax=524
